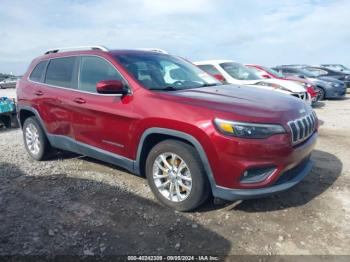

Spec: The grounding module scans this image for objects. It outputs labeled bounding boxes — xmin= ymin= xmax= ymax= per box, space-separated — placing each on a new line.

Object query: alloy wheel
xmin=152 ymin=152 xmax=192 ymax=202
xmin=25 ymin=123 xmax=41 ymax=155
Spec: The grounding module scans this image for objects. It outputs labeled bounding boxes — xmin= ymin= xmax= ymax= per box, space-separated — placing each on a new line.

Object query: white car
xmin=194 ymin=60 xmax=311 ymax=104
xmin=0 ymin=76 xmax=18 ymax=89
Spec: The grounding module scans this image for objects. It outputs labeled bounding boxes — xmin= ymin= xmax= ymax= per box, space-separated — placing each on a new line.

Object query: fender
xmin=17 ymin=105 xmax=47 ymax=132
xmin=135 ymin=128 xmax=218 ymax=191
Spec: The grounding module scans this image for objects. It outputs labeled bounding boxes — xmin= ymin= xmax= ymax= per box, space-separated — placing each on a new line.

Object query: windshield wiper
xmin=199 ymin=83 xmax=220 ymax=87
xmin=148 ymin=86 xmax=178 ymax=91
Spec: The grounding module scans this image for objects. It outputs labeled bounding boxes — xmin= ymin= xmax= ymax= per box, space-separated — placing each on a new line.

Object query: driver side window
xmin=79 ymin=56 xmax=124 ymax=93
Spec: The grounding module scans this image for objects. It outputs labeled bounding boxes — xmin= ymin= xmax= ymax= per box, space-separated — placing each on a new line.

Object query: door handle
xmin=73 ymin=97 xmax=86 ymax=104
xmin=35 ymin=90 xmax=44 ymax=96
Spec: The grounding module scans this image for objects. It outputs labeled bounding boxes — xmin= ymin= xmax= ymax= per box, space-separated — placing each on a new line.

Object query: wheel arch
xmin=18 ymin=106 xmax=46 ymax=131
xmin=135 ymin=128 xmax=217 ymax=190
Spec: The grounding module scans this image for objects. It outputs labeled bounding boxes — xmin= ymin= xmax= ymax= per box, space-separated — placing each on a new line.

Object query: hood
xmin=239 ymin=79 xmax=305 ymax=93
xmin=319 ymin=76 xmax=343 ymax=84
xmin=162 ymin=85 xmax=312 ymax=123
xmin=312 ymin=76 xmax=344 ymax=84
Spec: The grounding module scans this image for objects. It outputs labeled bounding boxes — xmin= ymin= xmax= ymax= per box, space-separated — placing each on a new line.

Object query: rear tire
xmin=23 ymin=117 xmax=51 ymax=161
xmin=145 ymin=139 xmax=210 ymax=211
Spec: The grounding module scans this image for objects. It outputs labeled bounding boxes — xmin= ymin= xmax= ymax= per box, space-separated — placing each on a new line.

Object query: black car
xmin=321 ymin=64 xmax=350 ymax=74
xmin=303 ymin=66 xmax=350 ymax=88
xmin=273 ymin=66 xmax=347 ymax=100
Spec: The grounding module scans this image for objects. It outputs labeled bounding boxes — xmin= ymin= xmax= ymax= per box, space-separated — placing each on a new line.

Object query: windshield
xmin=114 ymin=53 xmax=220 ymax=90
xmin=333 ymin=65 xmax=350 ymax=72
xmin=219 ymin=62 xmax=261 ymax=80
xmin=262 ymin=66 xmax=285 ymax=78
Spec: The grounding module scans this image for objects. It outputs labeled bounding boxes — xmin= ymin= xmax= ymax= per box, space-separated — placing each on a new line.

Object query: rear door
xmin=37 ymin=56 xmax=79 ymax=138
xmin=71 ymin=55 xmax=134 ymax=158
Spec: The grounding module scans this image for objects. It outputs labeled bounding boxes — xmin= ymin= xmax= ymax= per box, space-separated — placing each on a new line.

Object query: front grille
xmin=288 ymin=111 xmax=317 ymax=144
xmin=291 ymin=92 xmax=308 ymax=101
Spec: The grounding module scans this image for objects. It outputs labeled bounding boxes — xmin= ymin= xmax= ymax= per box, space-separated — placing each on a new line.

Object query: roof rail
xmin=44 ymin=45 xmax=109 ymax=55
xmin=136 ymin=48 xmax=169 ymax=54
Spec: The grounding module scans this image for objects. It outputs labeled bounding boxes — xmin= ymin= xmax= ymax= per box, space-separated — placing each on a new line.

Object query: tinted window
xmin=79 ymin=56 xmax=124 ymax=93
xmin=280 ymin=68 xmax=295 ymax=73
xmin=197 ymin=64 xmax=221 ymax=76
xmin=261 ymin=66 xmax=285 ymax=78
xmin=45 ymin=57 xmax=77 ymax=88
xmin=29 ymin=61 xmax=48 ymax=82
xmin=306 ymin=68 xmax=327 ymax=76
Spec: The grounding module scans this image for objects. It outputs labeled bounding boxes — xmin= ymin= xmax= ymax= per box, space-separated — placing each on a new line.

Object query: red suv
xmin=17 ymin=46 xmax=318 ymax=211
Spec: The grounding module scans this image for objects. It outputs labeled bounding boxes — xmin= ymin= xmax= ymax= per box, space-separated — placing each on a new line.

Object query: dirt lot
xmin=0 ymin=92 xmax=350 ymax=257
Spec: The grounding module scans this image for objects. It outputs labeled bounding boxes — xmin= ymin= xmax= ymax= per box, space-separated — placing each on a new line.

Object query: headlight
xmin=332 ymin=83 xmax=340 ymax=87
xmin=255 ymin=82 xmax=290 ymax=92
xmin=214 ymin=118 xmax=286 ymax=139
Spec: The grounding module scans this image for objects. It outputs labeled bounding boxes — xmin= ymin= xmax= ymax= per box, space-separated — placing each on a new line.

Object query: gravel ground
xmin=0 ymin=93 xmax=350 ymax=257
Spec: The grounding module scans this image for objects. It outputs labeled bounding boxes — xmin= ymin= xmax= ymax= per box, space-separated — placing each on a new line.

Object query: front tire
xmin=23 ymin=116 xmax=51 ymax=161
xmin=145 ymin=139 xmax=210 ymax=211
xmin=318 ymin=87 xmax=325 ymax=101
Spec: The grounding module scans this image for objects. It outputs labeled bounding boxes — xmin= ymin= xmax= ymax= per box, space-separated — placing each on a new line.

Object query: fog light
xmin=240 ymin=167 xmax=276 ymax=184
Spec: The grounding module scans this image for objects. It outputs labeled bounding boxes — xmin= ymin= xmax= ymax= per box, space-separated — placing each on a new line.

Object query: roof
xmin=194 ymin=59 xmax=236 ymax=65
xmin=43 ymin=46 xmax=169 ymax=57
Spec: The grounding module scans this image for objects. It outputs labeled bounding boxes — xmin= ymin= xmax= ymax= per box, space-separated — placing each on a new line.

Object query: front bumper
xmin=327 ymin=87 xmax=347 ymax=98
xmin=212 ymin=158 xmax=313 ymax=201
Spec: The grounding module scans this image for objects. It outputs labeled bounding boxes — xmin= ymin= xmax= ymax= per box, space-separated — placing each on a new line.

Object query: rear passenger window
xmin=29 ymin=61 xmax=48 ymax=82
xmin=45 ymin=57 xmax=77 ymax=88
xmin=79 ymin=56 xmax=124 ymax=93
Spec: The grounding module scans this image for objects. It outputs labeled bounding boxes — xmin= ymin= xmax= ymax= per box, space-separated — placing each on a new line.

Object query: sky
xmin=0 ymin=0 xmax=349 ymax=75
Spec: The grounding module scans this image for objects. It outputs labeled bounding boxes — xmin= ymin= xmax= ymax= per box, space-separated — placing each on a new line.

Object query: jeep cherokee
xmin=17 ymin=46 xmax=318 ymax=211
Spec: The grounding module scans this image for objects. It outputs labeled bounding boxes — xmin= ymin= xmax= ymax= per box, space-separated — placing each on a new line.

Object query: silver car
xmin=0 ymin=76 xmax=18 ymax=89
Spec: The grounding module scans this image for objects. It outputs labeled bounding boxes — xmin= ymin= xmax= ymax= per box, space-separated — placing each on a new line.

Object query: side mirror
xmin=96 ymin=80 xmax=128 ymax=95
xmin=213 ymin=74 xmax=226 ymax=83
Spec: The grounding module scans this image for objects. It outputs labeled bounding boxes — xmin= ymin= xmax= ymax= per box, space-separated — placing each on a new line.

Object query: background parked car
xmin=0 ymin=76 xmax=19 ymax=89
xmin=273 ymin=66 xmax=346 ymax=100
xmin=320 ymin=64 xmax=350 ymax=74
xmin=246 ymin=64 xmax=319 ymax=105
xmin=301 ymin=66 xmax=350 ymax=88
xmin=195 ymin=60 xmax=311 ymax=104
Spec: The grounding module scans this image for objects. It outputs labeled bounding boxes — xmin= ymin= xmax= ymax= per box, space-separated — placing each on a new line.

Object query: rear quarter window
xmin=29 ymin=60 xmax=48 ymax=82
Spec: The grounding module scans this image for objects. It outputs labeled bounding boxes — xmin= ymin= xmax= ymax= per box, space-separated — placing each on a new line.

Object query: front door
xmin=71 ymin=55 xmax=135 ymax=159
